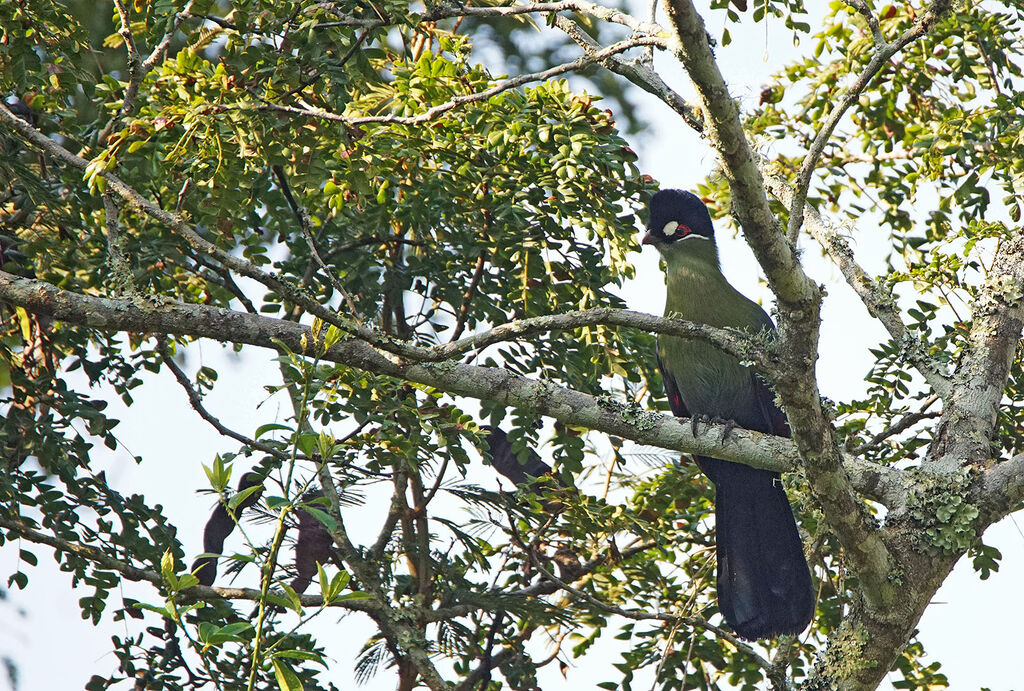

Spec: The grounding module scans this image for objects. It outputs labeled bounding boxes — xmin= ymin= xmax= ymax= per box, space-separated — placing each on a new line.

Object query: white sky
xmin=2 ymin=3 xmax=1023 ymax=691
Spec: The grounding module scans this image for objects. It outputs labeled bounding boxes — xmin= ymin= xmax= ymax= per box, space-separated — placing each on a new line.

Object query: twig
xmin=325 ymin=234 xmax=427 ymax=257
xmin=0 ymin=516 xmax=375 ymax=611
xmin=475 ymin=610 xmax=505 ymax=691
xmin=853 ymin=396 xmax=941 ymax=454
xmin=454 ymin=649 xmax=518 ymax=691
xmin=305 ymin=0 xmax=662 ymax=35
xmin=0 ymin=101 xmax=385 ymax=353
xmin=843 ymin=0 xmax=885 ymax=47
xmin=786 ymin=1 xmax=957 ymax=244
xmin=372 ymin=466 xmax=409 ymax=558
xmin=449 ymin=252 xmax=487 ymax=342
xmin=418 ymin=455 xmax=450 ymax=511
xmin=99 ymin=0 xmax=197 ymax=142
xmin=761 ymin=166 xmax=953 ymax=399
xmin=271 ymin=165 xmax=364 ymax=325
xmin=190 ymin=254 xmax=259 ymax=313
xmin=314 ymin=460 xmax=452 ymax=691
xmin=249 ymin=36 xmax=664 ymax=127
xmin=158 ymin=338 xmax=297 ymax=460
xmin=513 ymin=530 xmax=774 ymax=672
xmin=550 ymin=14 xmax=702 ymax=132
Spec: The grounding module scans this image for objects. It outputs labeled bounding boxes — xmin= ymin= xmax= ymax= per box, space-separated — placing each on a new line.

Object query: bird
xmin=192 ymin=472 xmax=264 ymax=586
xmin=482 ymin=426 xmax=556 ymax=489
xmin=642 ymin=189 xmax=814 ymax=640
xmin=481 ymin=425 xmax=574 ymax=515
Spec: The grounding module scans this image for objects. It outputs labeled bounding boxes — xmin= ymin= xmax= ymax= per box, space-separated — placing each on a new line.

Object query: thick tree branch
xmin=926 ymin=229 xmax=1024 ymax=474
xmin=977 ymin=451 xmax=1024 ymax=523
xmin=660 ymin=0 xmax=895 ymax=612
xmin=653 ymin=14 xmax=869 ymax=576
xmin=660 ymin=0 xmax=811 ymax=304
xmin=0 ymin=270 xmax=900 ymax=505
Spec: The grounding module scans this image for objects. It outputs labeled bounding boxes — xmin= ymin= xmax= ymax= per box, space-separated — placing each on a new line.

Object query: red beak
xmin=641 ymin=232 xmax=658 ymax=246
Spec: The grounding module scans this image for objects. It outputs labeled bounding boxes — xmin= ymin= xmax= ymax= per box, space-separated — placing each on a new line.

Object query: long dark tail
xmin=697 ymin=456 xmax=814 ymax=640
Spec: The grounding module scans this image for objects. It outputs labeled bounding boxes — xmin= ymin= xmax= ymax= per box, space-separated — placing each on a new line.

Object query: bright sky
xmin=2 ymin=3 xmax=1022 ymax=691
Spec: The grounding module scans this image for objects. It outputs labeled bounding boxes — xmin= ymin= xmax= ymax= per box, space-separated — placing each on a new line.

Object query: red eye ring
xmin=676 ymin=224 xmax=693 ymax=238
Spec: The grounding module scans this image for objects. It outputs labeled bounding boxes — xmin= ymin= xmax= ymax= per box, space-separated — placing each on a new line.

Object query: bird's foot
xmin=689 ymin=415 xmax=738 ymax=441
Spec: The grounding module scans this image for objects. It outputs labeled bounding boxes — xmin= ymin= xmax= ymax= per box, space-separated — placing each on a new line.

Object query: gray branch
xmin=926 ymin=230 xmax=1024 ymax=474
xmin=761 ymin=166 xmax=953 ymax=399
xmin=249 ymin=35 xmax=663 ymax=127
xmin=0 ymin=270 xmax=901 ymax=505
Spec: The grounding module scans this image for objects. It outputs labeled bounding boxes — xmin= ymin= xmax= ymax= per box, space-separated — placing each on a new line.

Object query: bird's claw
xmin=689 ymin=415 xmax=738 ymax=441
xmin=714 ymin=417 xmax=738 ymax=442
xmin=690 ymin=414 xmax=713 ymax=437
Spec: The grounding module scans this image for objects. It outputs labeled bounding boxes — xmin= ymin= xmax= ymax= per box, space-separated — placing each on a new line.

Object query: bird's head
xmin=641 ymin=189 xmax=716 ymax=255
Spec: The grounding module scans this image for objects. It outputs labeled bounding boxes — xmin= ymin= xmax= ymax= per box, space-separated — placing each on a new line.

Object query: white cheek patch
xmin=662 ymin=221 xmax=678 ymax=236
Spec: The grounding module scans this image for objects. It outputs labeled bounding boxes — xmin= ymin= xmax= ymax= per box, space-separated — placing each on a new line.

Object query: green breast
xmin=659 ymin=245 xmax=772 ymax=419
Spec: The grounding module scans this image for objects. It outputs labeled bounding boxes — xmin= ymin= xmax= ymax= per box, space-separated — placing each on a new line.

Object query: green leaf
xmin=254 ymin=423 xmax=293 ymax=439
xmin=271 ymin=658 xmax=303 ymax=691
xmin=228 ymin=484 xmax=263 ymax=511
xmin=273 ymin=649 xmax=326 ymax=665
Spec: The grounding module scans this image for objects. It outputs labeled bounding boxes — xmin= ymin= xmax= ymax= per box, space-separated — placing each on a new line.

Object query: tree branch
xmin=2 ymin=103 xmax=732 ymax=371
xmin=313 ymin=460 xmax=451 ymax=691
xmin=926 ymin=229 xmax=1024 ymax=474
xmin=271 ymin=164 xmax=364 ymax=324
xmin=248 ymin=35 xmax=664 ymax=127
xmin=549 ymin=13 xmax=703 ymax=132
xmin=0 ymin=516 xmax=377 ymax=612
xmin=760 ymin=166 xmax=953 ymax=399
xmin=304 ymin=0 xmax=662 ymax=35
xmin=516 ymin=533 xmax=773 ymax=672
xmin=843 ymin=0 xmax=885 ymax=47
xmin=977 ymin=451 xmax=1024 ymax=523
xmin=0 ymin=270 xmax=901 ymax=505
xmin=158 ymin=338 xmax=296 ymax=460
xmin=99 ymin=0 xmax=196 ymax=143
xmin=0 ymin=100 xmax=376 ymax=349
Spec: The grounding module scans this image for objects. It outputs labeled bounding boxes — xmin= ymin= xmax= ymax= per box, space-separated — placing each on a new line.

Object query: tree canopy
xmin=2 ymin=0 xmax=1024 ymax=689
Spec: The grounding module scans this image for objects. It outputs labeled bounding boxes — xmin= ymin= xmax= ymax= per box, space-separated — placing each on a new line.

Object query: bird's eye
xmin=662 ymin=221 xmax=678 ymax=236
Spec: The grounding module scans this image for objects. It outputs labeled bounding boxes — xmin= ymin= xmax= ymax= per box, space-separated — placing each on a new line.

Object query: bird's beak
xmin=641 ymin=231 xmax=658 ymax=246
